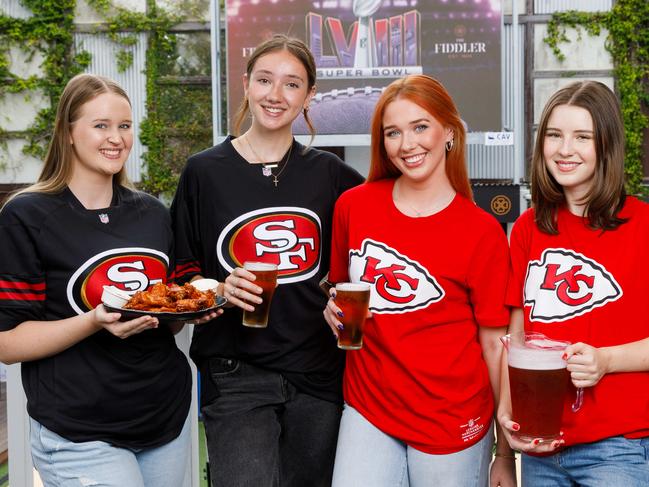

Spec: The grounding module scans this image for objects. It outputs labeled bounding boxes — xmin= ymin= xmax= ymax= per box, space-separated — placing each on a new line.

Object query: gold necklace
xmin=244 ymin=135 xmax=293 ymax=187
xmin=393 ymin=181 xmax=455 ymax=218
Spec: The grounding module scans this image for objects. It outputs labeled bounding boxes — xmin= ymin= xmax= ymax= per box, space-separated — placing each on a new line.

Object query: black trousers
xmin=202 ymin=358 xmax=342 ymax=487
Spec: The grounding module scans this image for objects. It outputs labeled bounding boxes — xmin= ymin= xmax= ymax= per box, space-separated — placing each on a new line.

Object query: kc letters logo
xmin=349 ymin=239 xmax=444 ymax=314
xmin=217 ymin=207 xmax=321 ymax=284
xmin=524 ymin=248 xmax=622 ymax=322
xmin=67 ymin=247 xmax=169 ymax=314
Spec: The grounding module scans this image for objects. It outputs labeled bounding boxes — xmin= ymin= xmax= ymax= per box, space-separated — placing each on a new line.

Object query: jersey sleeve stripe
xmin=0 ymin=280 xmax=46 ymax=291
xmin=0 ymin=291 xmax=46 ymax=301
xmin=174 ymin=262 xmax=201 ymax=279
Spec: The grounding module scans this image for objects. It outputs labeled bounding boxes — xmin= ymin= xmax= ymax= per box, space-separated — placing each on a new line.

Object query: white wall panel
xmin=0 ymin=0 xmax=33 ymax=18
xmin=534 ymin=25 xmax=612 ymax=71
xmin=534 ymin=0 xmax=612 ymax=13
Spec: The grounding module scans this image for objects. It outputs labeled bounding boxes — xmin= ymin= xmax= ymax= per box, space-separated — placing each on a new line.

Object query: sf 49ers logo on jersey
xmin=66 ymin=247 xmax=169 ymax=314
xmin=349 ymin=239 xmax=444 ymax=314
xmin=217 ymin=207 xmax=321 ymax=284
xmin=524 ymin=248 xmax=622 ymax=322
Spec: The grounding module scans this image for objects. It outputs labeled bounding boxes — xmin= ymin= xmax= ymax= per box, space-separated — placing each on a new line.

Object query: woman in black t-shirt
xmin=171 ymin=35 xmax=363 ymax=487
xmin=0 ymin=74 xmax=218 ymax=487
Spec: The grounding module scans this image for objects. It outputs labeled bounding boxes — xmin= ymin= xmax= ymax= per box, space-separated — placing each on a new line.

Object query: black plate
xmin=104 ymin=296 xmax=227 ymax=323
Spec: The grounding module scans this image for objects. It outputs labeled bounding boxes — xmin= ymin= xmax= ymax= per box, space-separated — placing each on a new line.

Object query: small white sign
xmin=485 ymin=132 xmax=514 ymax=146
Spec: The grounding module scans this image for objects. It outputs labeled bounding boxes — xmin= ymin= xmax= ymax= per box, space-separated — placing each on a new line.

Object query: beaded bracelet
xmin=494 ymin=453 xmax=517 ymax=460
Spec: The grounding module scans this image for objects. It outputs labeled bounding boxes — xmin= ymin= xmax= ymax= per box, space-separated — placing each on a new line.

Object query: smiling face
xmin=69 ymin=92 xmax=133 ymax=181
xmin=382 ymin=97 xmax=453 ymax=186
xmin=543 ymin=104 xmax=597 ymax=201
xmin=243 ymin=49 xmax=314 ymax=134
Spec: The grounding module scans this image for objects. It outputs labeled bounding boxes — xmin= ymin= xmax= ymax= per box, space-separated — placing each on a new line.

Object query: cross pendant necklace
xmin=244 ymin=134 xmax=293 ymax=187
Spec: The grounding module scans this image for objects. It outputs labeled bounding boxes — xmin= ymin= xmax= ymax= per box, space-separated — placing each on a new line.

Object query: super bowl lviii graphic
xmin=226 ymin=0 xmax=501 ymax=134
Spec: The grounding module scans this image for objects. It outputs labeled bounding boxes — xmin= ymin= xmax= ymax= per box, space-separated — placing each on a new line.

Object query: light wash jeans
xmin=30 ymin=413 xmax=190 ymax=487
xmin=522 ymin=435 xmax=649 ymax=487
xmin=331 ymin=404 xmax=494 ymax=487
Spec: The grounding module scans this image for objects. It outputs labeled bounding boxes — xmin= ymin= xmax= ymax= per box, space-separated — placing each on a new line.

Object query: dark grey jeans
xmin=202 ymin=358 xmax=342 ymax=487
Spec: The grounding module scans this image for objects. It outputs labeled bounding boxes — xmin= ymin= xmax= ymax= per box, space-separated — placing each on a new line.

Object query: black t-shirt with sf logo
xmin=171 ymin=136 xmax=364 ymax=404
xmin=0 ymin=186 xmax=190 ymax=449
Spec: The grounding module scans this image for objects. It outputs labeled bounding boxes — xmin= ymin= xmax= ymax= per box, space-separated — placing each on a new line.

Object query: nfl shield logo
xmin=99 ymin=213 xmax=110 ymax=224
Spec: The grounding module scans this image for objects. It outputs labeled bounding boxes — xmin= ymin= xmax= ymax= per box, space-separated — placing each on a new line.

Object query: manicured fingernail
xmin=559 ymin=431 xmax=565 ymax=436
xmin=532 ymin=439 xmax=541 ymax=446
xmin=562 ymin=353 xmax=567 ymax=360
xmin=512 ymin=423 xmax=520 ymax=431
xmin=337 ymin=324 xmax=344 ymax=330
xmin=331 ymin=291 xmax=337 ymax=298
xmin=337 ymin=311 xmax=344 ymax=318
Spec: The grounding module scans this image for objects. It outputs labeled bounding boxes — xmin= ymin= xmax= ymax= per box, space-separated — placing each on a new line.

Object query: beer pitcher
xmin=501 ymin=332 xmax=583 ymax=441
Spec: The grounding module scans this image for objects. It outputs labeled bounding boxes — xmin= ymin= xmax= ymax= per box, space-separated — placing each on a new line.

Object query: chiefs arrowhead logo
xmin=67 ymin=247 xmax=169 ymax=314
xmin=349 ymin=239 xmax=444 ymax=314
xmin=217 ymin=207 xmax=321 ymax=284
xmin=524 ymin=248 xmax=622 ymax=322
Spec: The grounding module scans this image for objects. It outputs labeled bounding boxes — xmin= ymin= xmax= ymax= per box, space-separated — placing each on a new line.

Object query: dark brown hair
xmin=231 ymin=34 xmax=316 ymax=142
xmin=367 ymin=74 xmax=472 ymax=201
xmin=531 ymin=80 xmax=626 ymax=234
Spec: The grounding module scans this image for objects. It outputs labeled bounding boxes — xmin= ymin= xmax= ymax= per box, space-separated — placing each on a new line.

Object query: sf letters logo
xmin=361 ymin=256 xmax=420 ymax=304
xmin=524 ymin=248 xmax=622 ymax=322
xmin=67 ymin=248 xmax=169 ymax=315
xmin=217 ymin=207 xmax=322 ymax=284
xmin=350 ymin=239 xmax=444 ymax=314
xmin=106 ymin=260 xmax=162 ymax=292
xmin=253 ymin=219 xmax=315 ymax=271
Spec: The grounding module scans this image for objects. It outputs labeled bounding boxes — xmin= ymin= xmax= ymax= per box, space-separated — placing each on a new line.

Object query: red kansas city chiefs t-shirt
xmin=507 ymin=198 xmax=649 ymax=446
xmin=330 ymin=180 xmax=510 ymax=454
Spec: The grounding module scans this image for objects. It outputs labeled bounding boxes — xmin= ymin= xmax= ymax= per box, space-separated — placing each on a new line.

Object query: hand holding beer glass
xmin=223 ymin=262 xmax=278 ymax=328
xmin=501 ymin=332 xmax=583 ymax=445
xmin=241 ymin=262 xmax=278 ymax=328
xmin=326 ymin=282 xmax=371 ymax=350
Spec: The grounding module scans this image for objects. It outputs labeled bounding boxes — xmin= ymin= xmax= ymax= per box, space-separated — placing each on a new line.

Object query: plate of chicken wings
xmin=103 ymin=282 xmax=226 ymax=323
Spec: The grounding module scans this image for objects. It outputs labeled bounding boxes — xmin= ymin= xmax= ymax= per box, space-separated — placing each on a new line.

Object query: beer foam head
xmin=508 ymin=344 xmax=566 ymax=370
xmin=335 ymin=282 xmax=371 ymax=292
xmin=243 ymin=261 xmax=277 ymax=271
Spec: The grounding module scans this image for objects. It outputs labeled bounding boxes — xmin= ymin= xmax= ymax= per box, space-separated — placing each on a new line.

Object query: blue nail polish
xmin=337 ymin=324 xmax=344 ymax=330
xmin=337 ymin=311 xmax=344 ymax=318
xmin=331 ymin=291 xmax=337 ymax=299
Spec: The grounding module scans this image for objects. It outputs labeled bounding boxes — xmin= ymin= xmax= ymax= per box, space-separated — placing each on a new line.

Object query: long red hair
xmin=367 ymin=75 xmax=472 ymax=201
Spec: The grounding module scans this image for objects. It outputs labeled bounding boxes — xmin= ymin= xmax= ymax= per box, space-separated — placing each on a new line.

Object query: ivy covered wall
xmin=0 ymin=0 xmax=212 ymax=197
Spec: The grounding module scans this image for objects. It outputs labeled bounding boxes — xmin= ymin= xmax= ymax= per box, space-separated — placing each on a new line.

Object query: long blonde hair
xmin=6 ymin=74 xmax=133 ymax=205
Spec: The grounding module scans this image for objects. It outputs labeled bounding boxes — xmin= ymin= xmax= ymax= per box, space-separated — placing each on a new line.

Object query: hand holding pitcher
xmin=501 ymin=332 xmax=584 ymax=448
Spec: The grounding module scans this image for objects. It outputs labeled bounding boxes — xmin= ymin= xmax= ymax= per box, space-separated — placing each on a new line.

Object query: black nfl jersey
xmin=171 ymin=136 xmax=364 ymax=404
xmin=0 ymin=185 xmax=190 ymax=449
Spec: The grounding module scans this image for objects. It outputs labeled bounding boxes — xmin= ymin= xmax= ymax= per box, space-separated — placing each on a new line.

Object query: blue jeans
xmin=201 ymin=358 xmax=342 ymax=487
xmin=30 ymin=413 xmax=190 ymax=487
xmin=331 ymin=404 xmax=494 ymax=487
xmin=522 ymin=436 xmax=649 ymax=487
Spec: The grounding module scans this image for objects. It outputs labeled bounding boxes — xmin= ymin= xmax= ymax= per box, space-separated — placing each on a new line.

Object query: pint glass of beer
xmin=242 ymin=262 xmax=278 ymax=328
xmin=503 ymin=332 xmax=574 ymax=442
xmin=335 ymin=282 xmax=371 ymax=350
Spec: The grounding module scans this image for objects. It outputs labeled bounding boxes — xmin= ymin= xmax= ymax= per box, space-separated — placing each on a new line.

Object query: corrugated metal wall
xmin=73 ymin=33 xmax=148 ymax=182
xmin=466 ymin=23 xmax=522 ymax=181
xmin=534 ymin=0 xmax=613 ymax=13
xmin=0 ymin=0 xmax=33 ymax=18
